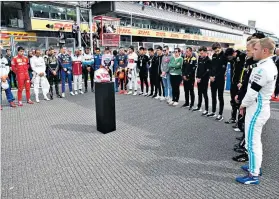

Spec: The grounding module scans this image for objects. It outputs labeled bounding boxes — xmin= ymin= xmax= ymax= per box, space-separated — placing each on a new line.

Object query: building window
xmin=80 ymin=9 xmax=89 ymax=22
xmin=1 ymin=2 xmax=24 ymax=28
xmin=67 ymin=8 xmax=76 ymax=21
xmin=50 ymin=6 xmax=66 ymax=20
xmin=31 ymin=3 xmax=50 ymax=18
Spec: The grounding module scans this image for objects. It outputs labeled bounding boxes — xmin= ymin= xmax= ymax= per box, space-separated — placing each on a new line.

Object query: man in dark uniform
xmin=46 ymin=47 xmax=62 ymax=99
xmin=137 ymin=47 xmax=149 ymax=95
xmin=182 ymin=47 xmax=197 ymax=109
xmin=148 ymin=48 xmax=156 ymax=97
xmin=207 ymin=42 xmax=228 ymax=121
xmin=193 ymin=46 xmax=211 ymax=115
xmin=224 ymin=48 xmax=246 ymax=124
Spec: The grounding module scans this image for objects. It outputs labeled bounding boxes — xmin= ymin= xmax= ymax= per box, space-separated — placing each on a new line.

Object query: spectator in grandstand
xmin=168 ymin=48 xmax=183 ymax=106
xmin=72 ymin=21 xmax=79 ymax=47
xmin=106 ymin=25 xmax=114 ymax=33
xmin=58 ymin=28 xmax=66 ymax=48
xmin=82 ymin=30 xmax=90 ymax=48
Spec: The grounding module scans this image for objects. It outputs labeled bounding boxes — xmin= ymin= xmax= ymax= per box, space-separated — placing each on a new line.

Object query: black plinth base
xmin=95 ymin=82 xmax=116 ymax=134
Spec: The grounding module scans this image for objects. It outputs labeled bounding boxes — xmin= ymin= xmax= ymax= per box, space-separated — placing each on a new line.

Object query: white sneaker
xmin=79 ymin=90 xmax=84 ymax=94
xmin=70 ymin=91 xmax=75 ymax=96
xmin=173 ymin=102 xmax=179 ymax=106
xmin=155 ymin=96 xmax=160 ymax=100
xmin=133 ymin=92 xmax=137 ymax=96
xmin=61 ymin=93 xmax=65 ymax=98
xmin=234 ymin=128 xmax=241 ymax=132
xmin=127 ymin=91 xmax=133 ymax=95
xmin=143 ymin=93 xmax=148 ymax=96
xmin=74 ymin=91 xmax=78 ymax=95
xmin=169 ymin=101 xmax=174 ymax=105
xmin=138 ymin=92 xmax=143 ymax=95
xmin=36 ymin=97 xmax=40 ymax=103
xmin=160 ymin=96 xmax=165 ymax=101
xmin=44 ymin=96 xmax=50 ymax=101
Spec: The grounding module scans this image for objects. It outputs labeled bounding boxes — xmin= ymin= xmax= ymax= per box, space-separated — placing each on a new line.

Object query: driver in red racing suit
xmin=11 ymin=47 xmax=34 ymax=106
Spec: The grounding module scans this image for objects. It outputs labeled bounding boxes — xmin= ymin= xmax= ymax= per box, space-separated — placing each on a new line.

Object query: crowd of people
xmin=135 ymin=1 xmax=250 ymax=32
xmin=1 ymin=32 xmax=279 ymax=185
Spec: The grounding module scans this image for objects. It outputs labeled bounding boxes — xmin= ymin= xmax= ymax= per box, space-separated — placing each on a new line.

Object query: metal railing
xmin=2 ymin=36 xmax=76 ymax=56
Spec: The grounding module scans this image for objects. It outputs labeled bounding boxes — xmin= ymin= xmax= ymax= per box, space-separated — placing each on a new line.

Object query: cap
xmin=105 ymin=47 xmax=110 ymax=51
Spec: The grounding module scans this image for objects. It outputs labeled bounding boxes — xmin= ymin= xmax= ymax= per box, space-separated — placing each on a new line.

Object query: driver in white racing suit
xmin=30 ymin=49 xmax=50 ymax=102
xmin=127 ymin=46 xmax=138 ymax=95
xmin=236 ymin=38 xmax=278 ymax=185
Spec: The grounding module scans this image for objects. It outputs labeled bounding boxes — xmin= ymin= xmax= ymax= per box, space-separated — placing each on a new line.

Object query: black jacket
xmin=137 ymin=54 xmax=149 ymax=74
xmin=210 ymin=51 xmax=227 ymax=80
xmin=149 ymin=55 xmax=156 ymax=75
xmin=231 ymin=51 xmax=246 ymax=85
xmin=238 ymin=57 xmax=258 ymax=102
xmin=182 ymin=56 xmax=197 ymax=80
xmin=153 ymin=55 xmax=163 ymax=76
xmin=46 ymin=54 xmax=60 ymax=74
xmin=197 ymin=56 xmax=211 ymax=80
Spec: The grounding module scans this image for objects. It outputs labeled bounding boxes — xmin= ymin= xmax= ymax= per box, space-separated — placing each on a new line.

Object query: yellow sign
xmin=31 ymin=18 xmax=95 ymax=33
xmin=31 ymin=18 xmax=236 ymax=44
xmin=0 ymin=31 xmax=36 ymax=41
xmin=117 ymin=27 xmax=235 ymax=44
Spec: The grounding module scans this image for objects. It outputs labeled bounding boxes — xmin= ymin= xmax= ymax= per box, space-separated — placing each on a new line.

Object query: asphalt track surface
xmin=1 ymin=86 xmax=279 ymax=199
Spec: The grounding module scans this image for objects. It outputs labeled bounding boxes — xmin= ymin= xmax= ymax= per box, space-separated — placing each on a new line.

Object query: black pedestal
xmin=95 ymin=82 xmax=116 ymax=134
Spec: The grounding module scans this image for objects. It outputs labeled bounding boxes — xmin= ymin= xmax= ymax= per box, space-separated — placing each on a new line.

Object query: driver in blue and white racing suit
xmin=236 ymin=38 xmax=278 ymax=185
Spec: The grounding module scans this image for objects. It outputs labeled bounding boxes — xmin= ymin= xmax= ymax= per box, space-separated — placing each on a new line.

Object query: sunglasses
xmin=163 ymin=50 xmax=166 ymax=52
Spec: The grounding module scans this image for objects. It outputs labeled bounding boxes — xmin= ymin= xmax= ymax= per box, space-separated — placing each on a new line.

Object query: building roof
xmin=173 ymin=2 xmax=251 ymax=28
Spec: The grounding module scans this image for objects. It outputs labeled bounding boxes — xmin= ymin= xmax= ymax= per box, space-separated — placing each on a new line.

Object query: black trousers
xmin=48 ymin=73 xmax=60 ymax=95
xmin=83 ymin=68 xmax=94 ymax=89
xmin=108 ymin=68 xmax=112 ymax=81
xmin=170 ymin=75 xmax=182 ymax=102
xmin=183 ymin=79 xmax=195 ymax=107
xmin=210 ymin=79 xmax=225 ymax=115
xmin=154 ymin=75 xmax=164 ymax=97
xmin=197 ymin=78 xmax=209 ymax=111
xmin=275 ymin=79 xmax=279 ymax=96
xmin=8 ymin=71 xmax=17 ymax=88
xmin=149 ymin=73 xmax=155 ymax=95
xmin=119 ymin=70 xmax=128 ymax=90
xmin=140 ymin=72 xmax=149 ymax=93
xmin=230 ymin=84 xmax=239 ymax=120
